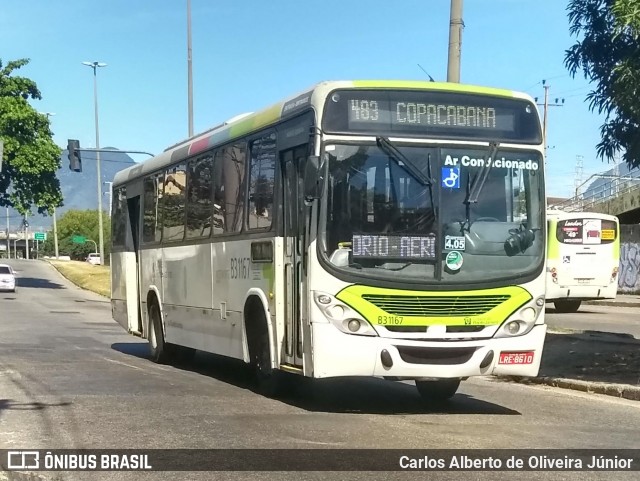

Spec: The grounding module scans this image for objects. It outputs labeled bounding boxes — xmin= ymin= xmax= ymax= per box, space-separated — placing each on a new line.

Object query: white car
xmin=0 ymin=264 xmax=16 ymax=293
xmin=86 ymin=253 xmax=101 ymax=265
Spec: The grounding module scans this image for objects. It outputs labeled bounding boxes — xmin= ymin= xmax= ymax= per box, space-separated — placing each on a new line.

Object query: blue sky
xmin=1 ymin=0 xmax=618 ymax=198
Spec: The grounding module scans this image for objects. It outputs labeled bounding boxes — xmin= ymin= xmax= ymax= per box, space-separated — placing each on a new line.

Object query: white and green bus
xmin=110 ymin=80 xmax=548 ymax=401
xmin=546 ymin=210 xmax=620 ymax=313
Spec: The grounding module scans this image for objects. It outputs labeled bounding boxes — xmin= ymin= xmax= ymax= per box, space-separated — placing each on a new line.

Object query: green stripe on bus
xmin=229 ymin=104 xmax=283 ymax=138
xmin=336 ymin=285 xmax=532 ymax=327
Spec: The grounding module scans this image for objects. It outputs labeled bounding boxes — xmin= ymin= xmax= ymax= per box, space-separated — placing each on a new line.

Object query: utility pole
xmin=23 ymin=216 xmax=29 ymax=260
xmin=574 ymin=155 xmax=584 ymax=197
xmin=447 ymin=0 xmax=464 ymax=83
xmin=5 ymin=207 xmax=10 ymax=259
xmin=535 ymin=80 xmax=565 ymax=164
xmin=53 ymin=207 xmax=59 ymax=259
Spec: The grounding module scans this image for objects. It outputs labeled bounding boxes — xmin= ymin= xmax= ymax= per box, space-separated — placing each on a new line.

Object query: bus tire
xmin=148 ymin=301 xmax=170 ymax=363
xmin=553 ymin=300 xmax=581 ymax=313
xmin=415 ymin=379 xmax=460 ymax=403
xmin=246 ymin=307 xmax=289 ymax=398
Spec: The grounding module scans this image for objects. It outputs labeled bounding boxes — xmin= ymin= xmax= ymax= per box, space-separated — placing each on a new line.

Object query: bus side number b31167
xmin=377 ymin=315 xmax=403 ymax=325
xmin=230 ymin=257 xmax=251 ymax=279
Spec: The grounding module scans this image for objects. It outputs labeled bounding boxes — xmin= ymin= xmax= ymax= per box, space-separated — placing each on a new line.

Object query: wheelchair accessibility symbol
xmin=441 ymin=167 xmax=460 ymax=189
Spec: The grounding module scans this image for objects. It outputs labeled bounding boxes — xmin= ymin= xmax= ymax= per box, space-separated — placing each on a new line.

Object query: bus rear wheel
xmin=553 ymin=300 xmax=581 ymax=313
xmin=148 ymin=302 xmax=195 ymax=364
xmin=148 ymin=302 xmax=169 ymax=363
xmin=415 ymin=379 xmax=460 ymax=403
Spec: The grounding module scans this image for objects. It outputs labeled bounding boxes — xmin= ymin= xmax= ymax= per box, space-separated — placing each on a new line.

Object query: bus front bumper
xmin=547 ymin=284 xmax=617 ymax=301
xmin=311 ymin=322 xmax=547 ymax=379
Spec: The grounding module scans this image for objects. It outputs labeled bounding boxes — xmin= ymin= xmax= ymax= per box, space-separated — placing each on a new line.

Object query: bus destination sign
xmin=323 ymin=89 xmax=541 ymax=143
xmin=352 ymin=234 xmax=436 ymax=260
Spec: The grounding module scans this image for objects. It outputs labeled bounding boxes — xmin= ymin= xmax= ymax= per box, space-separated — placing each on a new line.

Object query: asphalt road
xmin=1 ymin=259 xmax=639 ymax=481
xmin=546 ymin=303 xmax=640 ymax=339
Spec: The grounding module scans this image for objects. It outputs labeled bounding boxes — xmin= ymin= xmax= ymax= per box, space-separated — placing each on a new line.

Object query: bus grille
xmin=361 ymin=294 xmax=510 ymax=317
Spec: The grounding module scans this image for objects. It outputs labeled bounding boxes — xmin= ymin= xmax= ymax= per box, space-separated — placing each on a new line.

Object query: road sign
xmin=34 ymin=232 xmax=47 ymax=241
xmin=72 ymin=235 xmax=86 ymax=244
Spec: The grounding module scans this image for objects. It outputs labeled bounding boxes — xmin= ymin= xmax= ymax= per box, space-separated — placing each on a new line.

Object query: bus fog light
xmin=329 ymin=305 xmax=345 ymax=318
xmin=317 ymin=294 xmax=332 ymax=305
xmin=521 ymin=307 xmax=536 ymax=322
xmin=506 ymin=321 xmax=520 ymax=335
xmin=347 ymin=319 xmax=361 ymax=332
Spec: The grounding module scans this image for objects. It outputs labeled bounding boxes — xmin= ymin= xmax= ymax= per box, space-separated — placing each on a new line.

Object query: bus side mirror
xmin=304 ymin=154 xmax=326 ymax=200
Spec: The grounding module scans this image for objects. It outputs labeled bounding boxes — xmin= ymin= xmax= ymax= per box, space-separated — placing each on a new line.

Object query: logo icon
xmin=445 ymin=251 xmax=464 ymax=271
xmin=441 ymin=167 xmax=460 ymax=189
xmin=7 ymin=451 xmax=40 ymax=470
xmin=563 ymin=255 xmax=571 ymax=264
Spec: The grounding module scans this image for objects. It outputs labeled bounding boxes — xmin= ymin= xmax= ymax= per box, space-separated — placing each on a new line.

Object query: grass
xmin=48 ymin=260 xmax=110 ymax=297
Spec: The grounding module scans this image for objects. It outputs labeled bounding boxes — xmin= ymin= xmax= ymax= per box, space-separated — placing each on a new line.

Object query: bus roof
xmin=112 ymin=80 xmax=536 ymax=187
xmin=547 ymin=209 xmax=619 ymax=222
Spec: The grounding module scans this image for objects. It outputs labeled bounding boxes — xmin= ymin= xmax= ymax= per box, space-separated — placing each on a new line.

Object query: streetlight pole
xmin=447 ymin=0 xmax=464 ymax=83
xmin=41 ymin=112 xmax=60 ymax=260
xmin=187 ymin=0 xmax=194 ymax=137
xmin=82 ymin=61 xmax=107 ymax=266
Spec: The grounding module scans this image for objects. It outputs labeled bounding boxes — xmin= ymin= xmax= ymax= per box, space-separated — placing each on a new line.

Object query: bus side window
xmin=248 ymin=134 xmax=276 ymax=230
xmin=143 ymin=174 xmax=163 ymax=243
xmin=162 ymin=163 xmax=187 ymax=242
xmin=112 ymin=186 xmax=127 ymax=248
xmin=186 ymin=154 xmax=214 ymax=239
xmin=213 ymin=142 xmax=246 ymax=234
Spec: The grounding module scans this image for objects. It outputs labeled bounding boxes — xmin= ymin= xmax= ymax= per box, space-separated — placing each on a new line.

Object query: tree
xmin=40 ymin=209 xmax=111 ymax=261
xmin=565 ymin=0 xmax=640 ymax=169
xmin=0 ymin=58 xmax=62 ymax=215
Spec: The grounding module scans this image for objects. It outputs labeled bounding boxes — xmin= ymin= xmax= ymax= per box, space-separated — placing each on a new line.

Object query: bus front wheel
xmin=248 ymin=311 xmax=290 ymax=398
xmin=415 ymin=379 xmax=460 ymax=403
xmin=553 ymin=300 xmax=581 ymax=313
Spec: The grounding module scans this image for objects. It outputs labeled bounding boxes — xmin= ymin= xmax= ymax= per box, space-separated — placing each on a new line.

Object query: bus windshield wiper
xmin=376 ymin=137 xmax=432 ymax=186
xmin=464 ymin=141 xmax=500 ymax=204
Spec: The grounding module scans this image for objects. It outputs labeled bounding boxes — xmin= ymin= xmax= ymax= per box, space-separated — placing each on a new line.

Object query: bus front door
xmin=282 ymin=146 xmax=308 ymax=368
xmin=125 ymin=194 xmax=142 ymax=335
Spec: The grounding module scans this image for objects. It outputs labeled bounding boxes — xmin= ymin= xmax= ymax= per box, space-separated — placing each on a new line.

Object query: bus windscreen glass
xmin=323 ymin=89 xmax=541 ymax=143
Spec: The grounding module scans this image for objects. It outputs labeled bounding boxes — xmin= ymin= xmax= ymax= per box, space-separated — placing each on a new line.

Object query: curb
xmin=585 ymin=300 xmax=640 ymax=308
xmin=505 ymin=376 xmax=640 ymax=401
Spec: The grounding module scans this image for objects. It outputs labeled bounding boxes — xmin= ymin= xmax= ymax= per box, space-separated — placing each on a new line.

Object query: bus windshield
xmin=321 ymin=142 xmax=544 ymax=284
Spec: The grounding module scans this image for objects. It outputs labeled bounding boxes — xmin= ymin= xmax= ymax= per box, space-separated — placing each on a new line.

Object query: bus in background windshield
xmin=546 ymin=210 xmax=620 ymax=312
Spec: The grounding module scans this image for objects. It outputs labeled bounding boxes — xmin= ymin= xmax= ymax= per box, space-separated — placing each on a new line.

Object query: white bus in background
xmin=110 ymin=80 xmax=549 ymax=402
xmin=546 ymin=210 xmax=620 ymax=312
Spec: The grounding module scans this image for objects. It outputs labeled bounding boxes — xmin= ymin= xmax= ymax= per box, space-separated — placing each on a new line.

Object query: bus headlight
xmin=494 ymin=299 xmax=543 ymax=338
xmin=505 ymin=321 xmax=521 ymax=335
xmin=313 ymin=291 xmax=377 ymax=337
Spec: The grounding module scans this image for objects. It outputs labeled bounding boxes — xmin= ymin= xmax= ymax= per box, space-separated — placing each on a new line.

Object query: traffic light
xmin=67 ymin=139 xmax=82 ymax=172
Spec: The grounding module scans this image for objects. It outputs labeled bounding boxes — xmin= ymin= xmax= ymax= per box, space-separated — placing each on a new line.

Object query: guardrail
xmin=551 ymin=168 xmax=640 ymax=212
